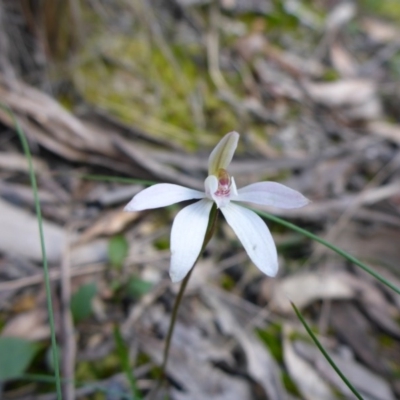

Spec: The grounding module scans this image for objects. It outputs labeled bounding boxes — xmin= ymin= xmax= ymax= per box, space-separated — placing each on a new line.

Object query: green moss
xmin=154 ymin=237 xmax=169 ymax=250
xmin=360 ymin=0 xmax=400 ymax=21
xmin=392 ymin=364 xmax=400 ymax=378
xmin=0 ymin=313 xmax=6 ymax=331
xmin=72 ymin=31 xmax=239 ymax=151
xmin=256 ymin=323 xmax=283 ymax=363
xmin=378 ymin=334 xmax=395 ymax=347
xmin=323 ymin=69 xmax=340 ymax=82
xmin=75 ymin=352 xmax=120 ymax=382
xmin=389 ymin=53 xmax=400 ymax=79
xmin=282 ymin=371 xmax=301 ymax=396
xmin=220 ymin=274 xmax=236 ymax=291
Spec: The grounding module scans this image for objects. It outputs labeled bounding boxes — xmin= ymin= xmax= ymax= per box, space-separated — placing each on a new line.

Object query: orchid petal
xmin=204 ymin=175 xmax=233 ymax=208
xmin=204 ymin=175 xmax=229 ymax=208
xmin=208 ymin=131 xmax=239 ymax=175
xmin=204 ymin=175 xmax=218 ymax=200
xmin=231 ymin=176 xmax=238 ymax=196
xmin=234 ymin=182 xmax=309 ymax=209
xmin=170 ymin=199 xmax=213 ymax=282
xmin=124 ymin=183 xmax=204 ymax=212
xmin=221 ymin=203 xmax=278 ymax=276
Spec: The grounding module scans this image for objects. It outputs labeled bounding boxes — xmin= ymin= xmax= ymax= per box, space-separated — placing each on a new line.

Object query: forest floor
xmin=1 ymin=1 xmax=400 ymax=399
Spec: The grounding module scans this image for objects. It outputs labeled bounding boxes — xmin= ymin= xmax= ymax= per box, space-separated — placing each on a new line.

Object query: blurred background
xmin=0 ymin=0 xmax=400 ymax=399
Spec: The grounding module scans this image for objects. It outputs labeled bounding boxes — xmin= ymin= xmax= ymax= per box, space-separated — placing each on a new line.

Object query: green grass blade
xmin=1 ymin=105 xmax=62 ymax=399
xmin=291 ymin=302 xmax=364 ymax=400
xmin=251 ymin=209 xmax=400 ymax=295
xmin=113 ymin=325 xmax=142 ymax=399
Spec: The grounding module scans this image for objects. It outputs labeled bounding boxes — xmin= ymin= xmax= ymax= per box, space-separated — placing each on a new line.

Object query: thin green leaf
xmin=291 ymin=302 xmax=364 ymax=400
xmin=70 ymin=282 xmax=97 ymax=323
xmin=108 ymin=235 xmax=129 ymax=269
xmin=252 ymin=209 xmax=400 ymax=295
xmin=0 ymin=104 xmax=62 ymax=398
xmin=113 ymin=325 xmax=142 ymax=399
xmin=127 ymin=276 xmax=153 ymax=299
xmin=45 ymin=344 xmax=61 ymax=373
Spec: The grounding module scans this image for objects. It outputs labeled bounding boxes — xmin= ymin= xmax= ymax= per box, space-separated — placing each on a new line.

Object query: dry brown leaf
xmin=0 ymin=152 xmax=47 ymax=174
xmin=361 ymin=18 xmax=400 ymax=43
xmin=361 ymin=302 xmax=400 ymax=339
xmin=0 ymin=198 xmax=65 ymax=263
xmin=267 ymin=271 xmax=354 ymax=314
xmin=335 ymin=223 xmax=400 ymax=270
xmin=235 ymin=32 xmax=267 ymax=61
xmin=79 ymin=209 xmax=139 ymax=243
xmin=296 ymin=341 xmax=396 ymax=400
xmin=330 ymin=42 xmax=358 ymax=77
xmin=304 ymin=79 xmax=377 ymax=108
xmin=345 ymin=270 xmax=400 ymax=339
xmin=367 ymin=266 xmax=400 ymax=311
xmin=219 ymin=0 xmax=272 ymax=14
xmin=115 ymin=136 xmax=203 ymax=190
xmin=18 ymin=115 xmax=132 ymax=174
xmin=137 ymin=311 xmax=252 ymax=400
xmin=254 ymin=59 xmax=303 ymax=100
xmin=330 ymin=302 xmax=386 ymax=373
xmin=325 ymin=2 xmax=356 ymax=32
xmin=283 ymin=324 xmax=336 ymax=400
xmin=71 ymin=239 xmax=109 ymax=266
xmin=367 ymin=121 xmax=400 ymax=144
xmin=0 ymin=182 xmax=59 ymax=207
xmin=304 ymin=79 xmax=382 ymax=120
xmin=91 ymin=184 xmax=143 ymax=207
xmin=0 ymin=74 xmax=117 ymax=156
xmin=1 ymin=310 xmax=49 ymax=341
xmin=204 ymin=287 xmax=286 ymax=400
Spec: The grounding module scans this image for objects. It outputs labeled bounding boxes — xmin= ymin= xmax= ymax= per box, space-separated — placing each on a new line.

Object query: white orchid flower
xmin=125 ymin=131 xmax=309 ymax=283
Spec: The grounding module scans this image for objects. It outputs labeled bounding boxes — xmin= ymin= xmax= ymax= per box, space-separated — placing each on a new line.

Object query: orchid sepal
xmin=208 ymin=131 xmax=239 ymax=176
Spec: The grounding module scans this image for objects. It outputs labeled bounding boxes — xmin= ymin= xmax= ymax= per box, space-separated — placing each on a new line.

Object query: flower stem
xmin=151 ymin=204 xmax=218 ymax=397
xmin=160 ymin=267 xmax=193 ymax=376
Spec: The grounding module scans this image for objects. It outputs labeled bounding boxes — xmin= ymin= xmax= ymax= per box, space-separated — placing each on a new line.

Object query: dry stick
xmin=60 ymin=230 xmax=76 ymax=400
xmin=0 ymin=2 xmax=16 ymax=80
xmin=0 ymin=253 xmax=170 ymax=293
xmin=149 ymin=206 xmax=219 ymax=399
xmin=0 ymin=264 xmax=106 ymax=293
xmin=206 ymin=1 xmax=229 ymax=92
xmin=68 ymin=0 xmax=84 ymax=44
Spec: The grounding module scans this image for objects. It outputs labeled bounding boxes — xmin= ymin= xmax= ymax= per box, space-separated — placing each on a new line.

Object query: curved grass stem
xmin=1 ymin=105 xmax=63 ymax=399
